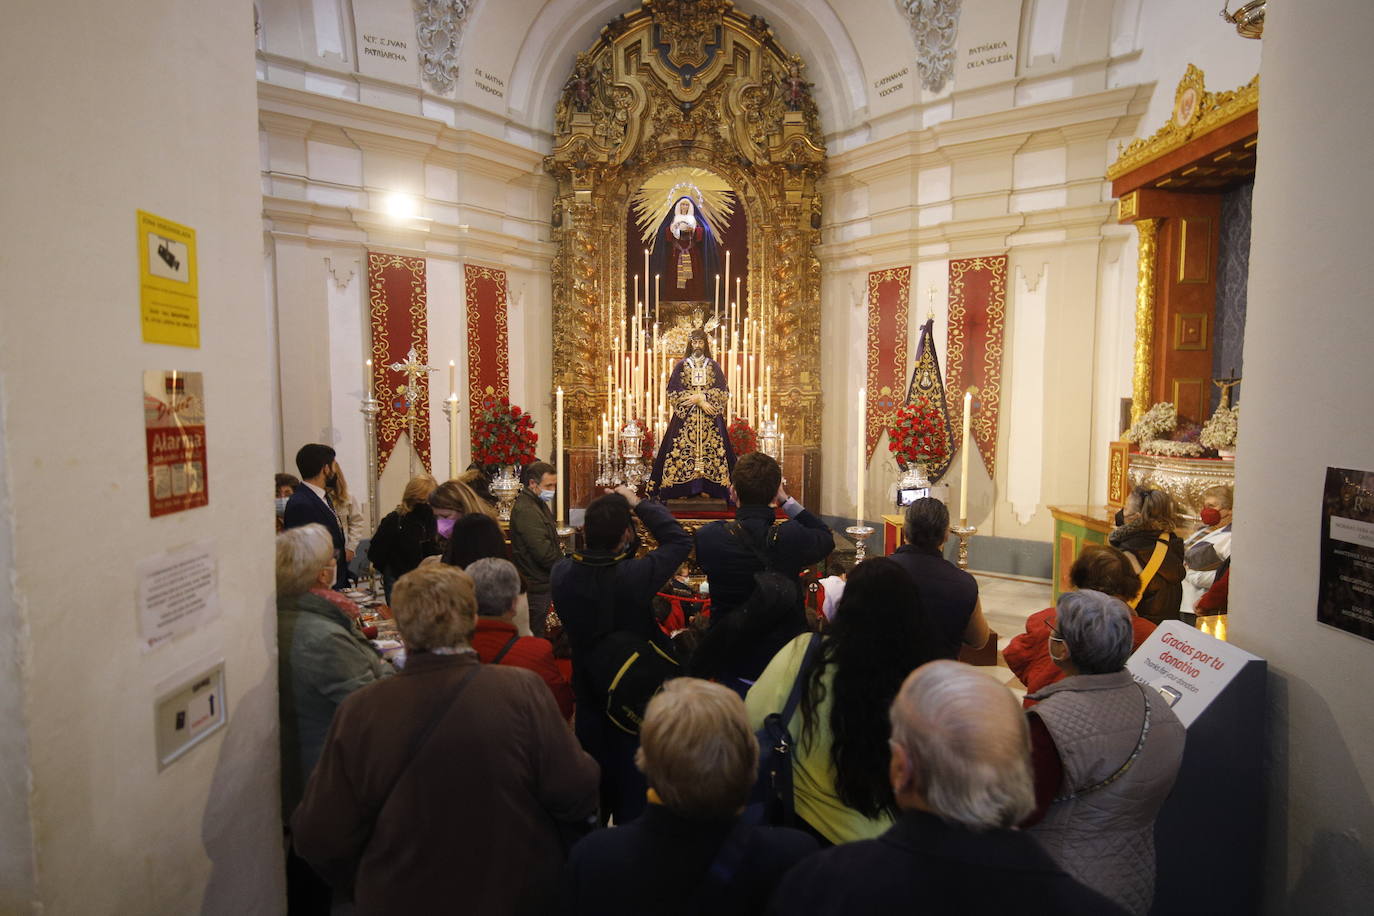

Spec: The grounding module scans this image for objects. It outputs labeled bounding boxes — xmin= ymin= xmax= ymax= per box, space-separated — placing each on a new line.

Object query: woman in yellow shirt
xmin=745 ymin=557 xmax=943 ymax=845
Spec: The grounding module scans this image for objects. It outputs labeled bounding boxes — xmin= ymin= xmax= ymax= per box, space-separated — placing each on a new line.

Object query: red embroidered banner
xmin=368 ymin=252 xmax=431 ymax=472
xmin=463 ymin=264 xmax=510 ymax=444
xmin=866 ymin=267 xmax=911 ymax=461
xmin=946 ymin=255 xmax=1007 ymax=476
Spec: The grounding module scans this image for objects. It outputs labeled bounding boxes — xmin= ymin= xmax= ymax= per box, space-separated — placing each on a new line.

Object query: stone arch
xmin=545 ymin=0 xmax=827 ymax=488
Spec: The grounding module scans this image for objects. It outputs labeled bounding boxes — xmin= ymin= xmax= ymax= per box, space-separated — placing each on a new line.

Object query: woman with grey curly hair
xmin=1024 ymin=589 xmax=1186 ymax=915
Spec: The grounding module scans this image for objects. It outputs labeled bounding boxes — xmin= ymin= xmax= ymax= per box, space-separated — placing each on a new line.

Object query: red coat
xmin=471 ymin=618 xmax=575 ymax=721
xmin=1004 ymin=606 xmax=1156 ymax=708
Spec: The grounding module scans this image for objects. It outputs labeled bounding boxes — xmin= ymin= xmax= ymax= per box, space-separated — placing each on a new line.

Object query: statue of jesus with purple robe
xmin=648 ymin=329 xmax=736 ymax=501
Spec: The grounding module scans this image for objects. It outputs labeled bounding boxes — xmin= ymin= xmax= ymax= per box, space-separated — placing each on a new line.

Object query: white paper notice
xmin=138 ymin=541 xmax=219 ymax=651
xmin=1126 ymin=624 xmax=1260 ymax=728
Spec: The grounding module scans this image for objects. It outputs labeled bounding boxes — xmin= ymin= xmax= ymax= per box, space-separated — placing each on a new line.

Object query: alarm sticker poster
xmin=144 ymin=370 xmax=208 ymax=517
xmin=1318 ymin=467 xmax=1374 ymax=642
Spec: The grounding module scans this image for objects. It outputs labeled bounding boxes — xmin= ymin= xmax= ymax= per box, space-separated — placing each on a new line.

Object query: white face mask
xmin=539 ymin=488 xmax=555 ymax=504
xmin=275 ymin=496 xmax=289 ymax=517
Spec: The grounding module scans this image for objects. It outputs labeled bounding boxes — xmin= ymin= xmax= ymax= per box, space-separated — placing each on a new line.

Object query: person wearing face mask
xmin=274 ymin=473 xmax=299 ymax=533
xmin=283 ymin=443 xmax=350 ymax=589
xmin=509 ymin=460 xmax=563 ymax=639
xmin=427 ymin=478 xmax=496 ymax=554
xmin=367 ymin=474 xmax=441 ymax=603
xmin=647 ymin=328 xmax=736 ymax=501
xmin=1180 ymin=485 xmax=1234 ymax=616
xmin=275 ymin=523 xmax=392 ymax=914
xmin=551 ymin=486 xmax=692 ymax=824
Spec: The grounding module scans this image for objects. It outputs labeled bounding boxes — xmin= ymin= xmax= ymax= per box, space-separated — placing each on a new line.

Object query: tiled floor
xmin=968 ymin=571 xmax=1053 ymax=703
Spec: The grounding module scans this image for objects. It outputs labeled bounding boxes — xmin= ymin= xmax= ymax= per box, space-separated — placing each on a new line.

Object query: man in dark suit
xmin=767 ymin=661 xmax=1125 ymax=915
xmin=282 ymin=443 xmax=348 ymax=589
xmin=694 ymin=452 xmax=834 ymax=623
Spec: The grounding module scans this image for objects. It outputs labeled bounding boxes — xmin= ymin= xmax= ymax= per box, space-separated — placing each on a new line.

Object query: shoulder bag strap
xmin=1055 ymin=682 xmax=1154 ymax=801
xmin=491 ymin=633 xmax=520 ymax=665
xmin=728 ymin=521 xmax=774 ymax=571
xmin=1128 ymin=534 xmax=1172 ymax=609
xmin=781 ymin=633 xmax=823 ymax=725
xmin=374 ymin=665 xmax=481 ymax=812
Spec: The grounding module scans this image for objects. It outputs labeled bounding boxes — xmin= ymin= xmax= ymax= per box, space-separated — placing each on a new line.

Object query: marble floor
xmin=968 ymin=570 xmax=1053 ymax=703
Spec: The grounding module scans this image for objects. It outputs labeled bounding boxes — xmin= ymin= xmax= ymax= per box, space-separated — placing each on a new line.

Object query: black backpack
xmin=578 ymin=565 xmax=680 ymax=735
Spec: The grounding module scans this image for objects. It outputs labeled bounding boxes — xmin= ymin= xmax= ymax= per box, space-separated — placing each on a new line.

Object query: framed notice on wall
xmin=1318 ymin=466 xmax=1374 ymax=642
xmin=144 ymin=370 xmax=208 ymax=517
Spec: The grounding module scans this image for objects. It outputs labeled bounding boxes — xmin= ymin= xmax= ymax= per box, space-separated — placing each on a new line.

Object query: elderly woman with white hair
xmin=564 ymin=678 xmax=817 ymax=914
xmin=1026 ymin=590 xmax=1187 ymax=916
xmin=277 ymin=523 xmax=392 ymax=914
xmin=277 ymin=524 xmax=392 ymax=819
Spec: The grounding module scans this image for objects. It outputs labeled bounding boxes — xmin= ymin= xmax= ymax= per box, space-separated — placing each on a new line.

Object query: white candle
xmin=365 ymin=359 xmax=374 ymax=399
xmin=555 ymin=387 xmax=565 ymax=524
xmin=724 ymin=250 xmax=731 ymax=310
xmin=644 ymin=249 xmax=650 ymax=299
xmin=959 ymin=388 xmax=974 ymax=526
xmin=714 ymin=274 xmax=720 ymax=322
xmin=857 ymin=387 xmax=866 ymax=524
xmin=655 ymin=275 xmax=661 ymax=328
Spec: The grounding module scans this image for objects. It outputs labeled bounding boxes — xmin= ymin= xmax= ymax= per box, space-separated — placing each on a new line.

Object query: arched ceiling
xmin=476 ymin=0 xmax=876 ymax=142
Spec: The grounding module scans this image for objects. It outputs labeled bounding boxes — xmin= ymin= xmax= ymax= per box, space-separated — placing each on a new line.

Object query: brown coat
xmin=291 ymin=651 xmax=599 ymax=916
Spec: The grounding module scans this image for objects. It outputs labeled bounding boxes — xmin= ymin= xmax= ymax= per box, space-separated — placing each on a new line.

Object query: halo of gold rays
xmin=632 ymin=167 xmax=736 ymax=247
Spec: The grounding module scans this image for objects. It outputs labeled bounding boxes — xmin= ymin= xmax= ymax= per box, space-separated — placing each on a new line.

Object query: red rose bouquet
xmin=887 ymin=397 xmax=949 ymax=469
xmin=728 ymin=416 xmax=757 ymax=456
xmin=472 ymin=396 xmax=538 ymax=468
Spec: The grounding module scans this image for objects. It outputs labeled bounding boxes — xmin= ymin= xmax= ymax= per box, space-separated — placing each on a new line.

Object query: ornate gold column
xmin=1131 ymin=217 xmax=1160 ymax=425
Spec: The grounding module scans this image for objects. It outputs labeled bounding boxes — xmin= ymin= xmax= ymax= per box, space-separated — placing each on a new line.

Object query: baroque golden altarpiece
xmin=545 ymin=0 xmax=826 ymax=496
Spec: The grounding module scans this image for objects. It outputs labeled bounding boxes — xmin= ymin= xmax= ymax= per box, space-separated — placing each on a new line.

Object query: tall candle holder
xmin=951 ymin=523 xmax=977 ymax=570
xmin=359 ymin=394 xmax=381 ymax=536
xmin=619 ymin=419 xmax=646 ymax=489
xmin=491 ymin=465 xmax=521 ymax=522
xmin=444 ymin=394 xmax=460 ymax=479
xmin=843 ymin=524 xmax=875 ymax=564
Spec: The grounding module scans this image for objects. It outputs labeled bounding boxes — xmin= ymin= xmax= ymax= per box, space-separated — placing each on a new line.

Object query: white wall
xmin=0 ymin=1 xmax=282 ymax=912
xmin=1230 ymin=1 xmax=1374 ymax=910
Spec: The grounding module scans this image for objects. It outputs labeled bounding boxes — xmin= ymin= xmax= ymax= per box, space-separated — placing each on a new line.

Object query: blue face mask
xmin=539 ymin=488 xmax=555 ymax=504
xmin=275 ymin=496 xmax=289 ymax=517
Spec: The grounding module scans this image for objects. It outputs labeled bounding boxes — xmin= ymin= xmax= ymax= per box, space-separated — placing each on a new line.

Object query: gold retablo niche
xmin=545 ymin=0 xmax=826 ymax=480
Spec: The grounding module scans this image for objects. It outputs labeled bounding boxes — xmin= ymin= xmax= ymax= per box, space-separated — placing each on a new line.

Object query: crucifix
xmin=926 ymin=285 xmax=939 ymax=321
xmin=1213 ymin=368 xmax=1242 ymax=409
xmin=389 ymin=346 xmax=437 ymax=477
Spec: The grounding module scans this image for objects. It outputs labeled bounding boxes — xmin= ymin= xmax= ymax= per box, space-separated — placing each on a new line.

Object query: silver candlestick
xmin=844 ymin=524 xmax=876 ymax=564
xmin=951 ymin=524 xmax=977 ymax=570
xmin=359 ymin=395 xmax=381 ymax=535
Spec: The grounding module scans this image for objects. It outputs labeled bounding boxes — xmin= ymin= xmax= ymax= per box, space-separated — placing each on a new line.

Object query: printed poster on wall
xmin=1318 ymin=467 xmax=1374 ymax=642
xmin=144 ymin=370 xmax=208 ymax=517
xmin=137 ymin=210 xmax=199 ymax=347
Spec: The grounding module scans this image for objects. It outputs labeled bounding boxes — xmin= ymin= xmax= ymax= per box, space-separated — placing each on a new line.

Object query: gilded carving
xmin=1131 ymin=219 xmax=1160 ymax=425
xmin=1107 ymin=65 xmax=1259 ymax=181
xmin=547 ymin=0 xmax=826 ymax=451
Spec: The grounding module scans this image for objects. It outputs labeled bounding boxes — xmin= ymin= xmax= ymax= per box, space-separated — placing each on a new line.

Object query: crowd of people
xmin=275 ymin=440 xmax=1221 ymax=915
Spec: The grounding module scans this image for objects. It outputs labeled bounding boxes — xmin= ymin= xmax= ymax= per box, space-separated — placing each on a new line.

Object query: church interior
xmin=3 ymin=0 xmax=1373 ymax=912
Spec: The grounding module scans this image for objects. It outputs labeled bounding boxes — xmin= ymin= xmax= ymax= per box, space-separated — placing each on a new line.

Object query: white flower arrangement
xmin=1140 ymin=438 xmax=1207 ymax=458
xmin=1200 ymin=404 xmax=1239 ymax=451
xmin=1124 ymin=402 xmax=1178 ymax=444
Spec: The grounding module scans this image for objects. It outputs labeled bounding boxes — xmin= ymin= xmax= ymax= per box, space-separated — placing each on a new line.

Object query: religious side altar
xmin=1049 ymin=505 xmax=1114 ymax=601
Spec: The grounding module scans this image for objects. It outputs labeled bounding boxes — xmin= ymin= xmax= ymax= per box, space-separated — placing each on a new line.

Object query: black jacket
xmin=551 ymin=500 xmax=691 ymax=689
xmin=564 ymin=804 xmax=817 ymax=916
xmin=767 ymin=810 xmax=1127 ymax=915
xmin=888 ymin=544 xmax=979 ymax=658
xmin=283 ymin=483 xmax=348 ymax=588
xmin=1109 ymin=526 xmax=1186 ymax=624
xmin=694 ymin=503 xmax=834 ymax=619
xmin=366 ymin=504 xmax=441 ymax=582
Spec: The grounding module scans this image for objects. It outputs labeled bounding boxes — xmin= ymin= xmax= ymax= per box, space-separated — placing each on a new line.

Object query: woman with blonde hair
xmin=1108 ymin=487 xmax=1185 ymax=624
xmin=367 ymin=474 xmax=441 ymax=601
xmin=323 ymin=461 xmax=366 ymax=577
